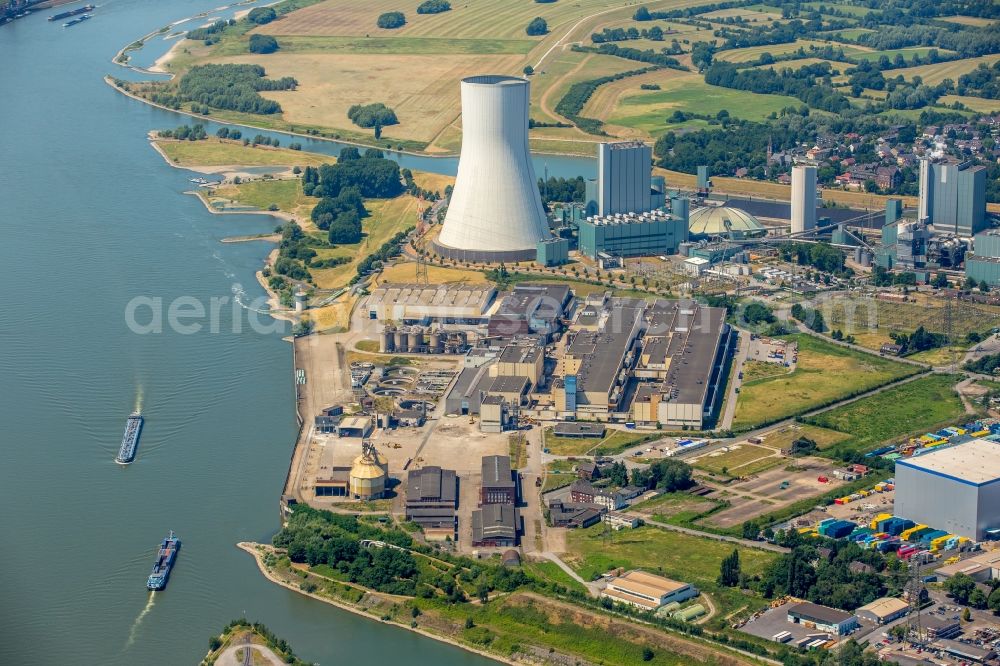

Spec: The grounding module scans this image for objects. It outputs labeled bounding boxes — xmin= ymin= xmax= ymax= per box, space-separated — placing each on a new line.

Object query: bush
xmin=347 ymin=103 xmax=399 ymax=129
xmin=416 ymin=0 xmax=450 ymax=13
xmin=248 ymin=34 xmax=279 ymax=54
xmin=247 ymin=7 xmax=277 ymax=24
xmin=377 ymin=11 xmax=406 ymax=29
xmin=526 ymin=17 xmax=548 ymax=36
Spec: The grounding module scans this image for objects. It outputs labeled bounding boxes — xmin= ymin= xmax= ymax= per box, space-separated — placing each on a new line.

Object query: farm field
xmin=209 ymin=52 xmax=523 ymax=143
xmin=700 ymin=7 xmax=784 ymax=22
xmin=940 ymin=95 xmax=1000 ymax=115
xmin=825 ymin=27 xmax=874 ymax=40
xmin=715 ymin=39 xmax=847 ymax=63
xmin=849 ymin=47 xmax=956 ymax=63
xmin=889 ymin=54 xmax=1000 ymax=85
xmin=938 ymin=15 xmax=997 ymax=27
xmin=804 ymin=374 xmax=968 ymax=458
xmin=803 ymin=1 xmax=872 ymax=16
xmin=252 ymin=0 xmax=682 ymax=41
xmin=752 ymin=57 xmax=848 ymax=72
xmin=606 ymin=74 xmax=802 ymax=134
xmin=731 ymin=334 xmax=918 ymax=430
xmin=154 ymin=138 xmax=328 ymax=167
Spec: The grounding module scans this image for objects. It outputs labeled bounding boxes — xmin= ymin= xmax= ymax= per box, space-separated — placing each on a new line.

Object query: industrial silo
xmin=381 ymin=326 xmax=396 ymax=353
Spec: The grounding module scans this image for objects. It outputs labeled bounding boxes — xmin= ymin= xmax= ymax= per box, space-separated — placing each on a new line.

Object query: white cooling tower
xmin=436 ymin=75 xmax=549 ymax=261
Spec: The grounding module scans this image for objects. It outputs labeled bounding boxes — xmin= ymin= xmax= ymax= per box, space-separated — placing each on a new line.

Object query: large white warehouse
xmin=434 ymin=75 xmax=550 ymax=262
xmin=894 ymin=439 xmax=1000 ymax=541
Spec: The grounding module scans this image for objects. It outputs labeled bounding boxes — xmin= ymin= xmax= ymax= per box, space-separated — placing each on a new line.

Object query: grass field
xmin=628 ymin=492 xmax=721 ymax=523
xmin=741 ymin=360 xmax=790 ymax=383
xmin=825 ymin=294 xmax=1000 ymax=341
xmin=521 ymin=560 xmax=588 ymax=594
xmin=888 ymin=54 xmax=1000 ymax=85
xmin=804 ymin=374 xmax=967 ymax=458
xmin=564 ymin=524 xmax=778 ymax=599
xmin=731 ymin=334 xmax=917 ymax=430
xmin=542 ymin=428 xmax=656 ymax=457
xmin=154 ymin=139 xmax=329 ymax=167
xmin=693 ymin=444 xmax=777 ymax=475
xmin=826 ymin=27 xmax=875 ymax=40
xmin=377 ymin=262 xmax=486 ymax=285
xmin=606 ymin=74 xmax=802 ymax=134
xmin=754 ymin=423 xmax=850 ymax=451
xmin=209 ymin=182 xmax=422 ymax=290
xmin=209 ymin=178 xmax=314 ymax=219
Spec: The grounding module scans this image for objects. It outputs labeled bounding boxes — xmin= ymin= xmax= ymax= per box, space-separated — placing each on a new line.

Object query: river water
xmin=0 ymin=1 xmax=589 ymax=664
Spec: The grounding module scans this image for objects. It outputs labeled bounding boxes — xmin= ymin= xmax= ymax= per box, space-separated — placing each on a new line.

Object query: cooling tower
xmin=434 ymin=75 xmax=550 ymax=262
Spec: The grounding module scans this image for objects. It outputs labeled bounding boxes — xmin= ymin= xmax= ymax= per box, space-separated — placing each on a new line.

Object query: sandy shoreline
xmin=236 ymin=542 xmax=508 ymax=665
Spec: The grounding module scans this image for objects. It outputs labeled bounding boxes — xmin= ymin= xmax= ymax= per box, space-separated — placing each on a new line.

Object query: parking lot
xmin=698 ymin=458 xmax=848 ymax=528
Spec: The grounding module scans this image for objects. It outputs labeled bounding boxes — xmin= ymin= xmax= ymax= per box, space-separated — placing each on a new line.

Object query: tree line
xmin=703 ymin=61 xmax=851 ymax=113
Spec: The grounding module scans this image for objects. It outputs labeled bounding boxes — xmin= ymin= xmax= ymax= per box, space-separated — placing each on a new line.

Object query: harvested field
xmin=692 ymin=444 xmax=776 ymax=475
xmin=210 ymin=53 xmax=521 ymax=143
xmin=715 ymin=40 xmax=854 ymax=63
xmin=939 ymin=95 xmax=1000 ymax=115
xmin=938 ymin=15 xmax=997 ymax=27
xmin=889 ymin=54 xmax=1000 ymax=85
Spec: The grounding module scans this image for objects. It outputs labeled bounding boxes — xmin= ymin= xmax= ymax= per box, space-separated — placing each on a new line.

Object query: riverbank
xmin=237 ymin=542 xmax=510 ymax=665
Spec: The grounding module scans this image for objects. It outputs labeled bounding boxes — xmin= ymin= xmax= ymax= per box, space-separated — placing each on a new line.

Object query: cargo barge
xmin=116 ymin=411 xmax=143 ymax=464
xmin=49 ymin=4 xmax=94 ymax=21
xmin=62 ymin=13 xmax=90 ymax=26
xmin=147 ymin=531 xmax=180 ymax=590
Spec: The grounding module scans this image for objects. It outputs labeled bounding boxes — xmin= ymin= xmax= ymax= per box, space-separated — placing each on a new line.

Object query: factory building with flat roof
xmin=601 ymin=570 xmax=698 ymax=610
xmin=577 ymin=209 xmax=689 ymax=260
xmin=368 ymin=283 xmax=499 ymax=325
xmin=894 ymin=438 xmax=1000 ymax=540
xmin=554 ymin=298 xmax=730 ymax=427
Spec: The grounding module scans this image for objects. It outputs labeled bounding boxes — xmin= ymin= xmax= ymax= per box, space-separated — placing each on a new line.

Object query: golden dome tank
xmin=350 ymin=443 xmax=388 ymax=500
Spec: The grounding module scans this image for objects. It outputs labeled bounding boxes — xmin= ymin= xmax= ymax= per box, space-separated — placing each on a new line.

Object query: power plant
xmin=434 ymin=75 xmax=550 ymax=262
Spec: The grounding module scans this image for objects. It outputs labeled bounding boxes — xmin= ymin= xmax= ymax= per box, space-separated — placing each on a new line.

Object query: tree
xmin=376 ymin=11 xmax=406 ymax=29
xmin=328 ymin=210 xmax=362 ymax=244
xmin=247 ymin=6 xmax=276 ymax=24
xmin=932 ymin=272 xmax=948 ymax=288
xmin=523 ymin=65 xmax=534 ymax=76
xmin=970 ymin=587 xmax=988 ymax=609
xmin=642 ymin=646 xmax=654 ymax=661
xmin=988 ymin=587 xmax=1000 ymax=614
xmin=718 ymin=549 xmax=741 ymax=587
xmin=249 ymin=34 xmax=279 ymax=54
xmin=963 ymin=607 xmax=972 ymax=621
xmin=945 ymin=572 xmax=976 ymax=605
xmin=526 ymin=17 xmax=548 ymax=36
xmin=606 ymin=461 xmax=629 ymax=487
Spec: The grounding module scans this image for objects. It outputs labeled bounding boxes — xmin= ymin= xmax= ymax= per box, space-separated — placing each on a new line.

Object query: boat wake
xmin=125 ymin=591 xmax=156 ymax=648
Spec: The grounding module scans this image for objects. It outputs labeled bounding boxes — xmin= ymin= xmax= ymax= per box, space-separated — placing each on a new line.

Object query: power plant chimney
xmin=791 ymin=164 xmax=817 ymax=234
xmin=434 ymin=75 xmax=549 ymax=262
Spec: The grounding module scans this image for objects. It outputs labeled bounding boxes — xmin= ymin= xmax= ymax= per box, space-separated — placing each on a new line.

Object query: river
xmin=0 ymin=1 xmax=583 ymax=664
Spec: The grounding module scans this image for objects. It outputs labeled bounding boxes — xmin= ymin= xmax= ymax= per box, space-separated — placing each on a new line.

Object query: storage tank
xmin=381 ymin=327 xmax=396 ymax=353
xmin=349 ymin=442 xmax=388 ymax=500
xmin=394 ymin=329 xmax=408 ymax=353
